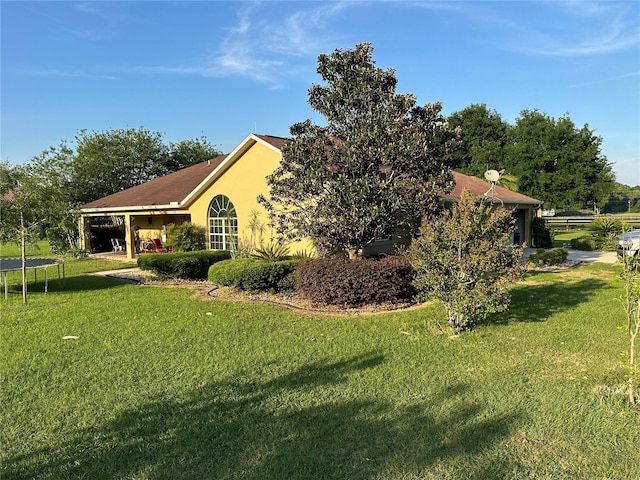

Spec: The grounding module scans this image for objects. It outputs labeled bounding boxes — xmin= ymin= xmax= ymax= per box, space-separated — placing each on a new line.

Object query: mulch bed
xmin=115 ymin=260 xmax=586 ymax=316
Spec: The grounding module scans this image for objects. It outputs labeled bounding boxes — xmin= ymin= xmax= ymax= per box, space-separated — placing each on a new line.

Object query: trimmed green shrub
xmin=208 ymin=258 xmax=303 ymax=293
xmin=531 ymin=217 xmax=553 ymax=248
xmin=294 ymin=256 xmax=415 ymax=307
xmin=528 ymin=248 xmax=569 ymax=266
xmin=138 ymin=250 xmax=231 ymax=279
xmin=570 ymin=236 xmax=598 ymax=251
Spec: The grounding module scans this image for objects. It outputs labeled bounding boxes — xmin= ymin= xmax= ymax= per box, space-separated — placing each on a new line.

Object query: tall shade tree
xmin=261 ymin=43 xmax=459 ymax=258
xmin=162 ymin=136 xmax=222 ymax=177
xmin=72 ymin=128 xmax=220 ymax=204
xmin=73 ymin=127 xmax=167 ymax=203
xmin=447 ymin=103 xmax=510 ymax=178
xmin=506 ymin=110 xmax=615 ymax=210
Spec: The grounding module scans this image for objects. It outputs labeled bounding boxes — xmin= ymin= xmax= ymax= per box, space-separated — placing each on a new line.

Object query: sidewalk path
xmin=91 ymin=267 xmax=147 ymax=282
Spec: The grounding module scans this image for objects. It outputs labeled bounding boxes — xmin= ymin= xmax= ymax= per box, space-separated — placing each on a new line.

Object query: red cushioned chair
xmin=151 ymin=238 xmax=170 ymax=253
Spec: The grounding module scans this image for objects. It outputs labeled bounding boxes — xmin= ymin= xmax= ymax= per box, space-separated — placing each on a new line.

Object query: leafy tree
xmin=602 ymin=182 xmax=640 ymax=214
xmin=73 ymin=127 xmax=167 ymax=203
xmin=506 ymin=110 xmax=615 ymax=210
xmin=162 ymin=136 xmax=221 ymax=177
xmin=447 ymin=104 xmax=510 ymax=178
xmin=0 ymin=162 xmax=45 ymax=304
xmin=23 ymin=142 xmax=82 ymax=253
xmin=261 ymin=43 xmax=459 ymax=258
xmin=411 ymin=191 xmax=523 ymax=332
xmin=72 ymin=128 xmax=220 ymax=204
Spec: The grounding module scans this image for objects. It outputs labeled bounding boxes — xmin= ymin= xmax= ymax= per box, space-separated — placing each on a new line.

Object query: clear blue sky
xmin=2 ymin=1 xmax=639 ymax=186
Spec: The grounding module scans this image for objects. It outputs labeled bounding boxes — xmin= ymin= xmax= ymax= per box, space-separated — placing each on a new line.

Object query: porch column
xmin=78 ymin=216 xmax=91 ymax=252
xmin=524 ymin=209 xmax=533 ymax=247
xmin=124 ymin=213 xmax=135 ymax=260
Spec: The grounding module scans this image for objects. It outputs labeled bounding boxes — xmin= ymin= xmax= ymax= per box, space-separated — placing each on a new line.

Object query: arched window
xmin=208 ymin=195 xmax=237 ymax=251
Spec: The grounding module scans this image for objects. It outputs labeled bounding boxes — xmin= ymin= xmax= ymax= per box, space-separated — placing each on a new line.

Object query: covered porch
xmin=79 ymin=210 xmax=191 ymax=260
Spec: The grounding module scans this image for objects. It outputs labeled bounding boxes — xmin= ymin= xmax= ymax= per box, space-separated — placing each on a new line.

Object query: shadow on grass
xmin=491 ymin=276 xmax=610 ymax=325
xmin=2 ymin=275 xmax=134 ymax=300
xmin=6 ymin=352 xmax=522 ymax=480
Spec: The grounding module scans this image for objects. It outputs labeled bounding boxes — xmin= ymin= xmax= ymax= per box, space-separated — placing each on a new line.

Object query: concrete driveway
xmin=523 ymin=248 xmax=618 ymax=264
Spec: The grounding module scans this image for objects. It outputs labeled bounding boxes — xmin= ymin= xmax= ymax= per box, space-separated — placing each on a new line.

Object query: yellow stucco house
xmin=79 ymin=133 xmax=542 ymax=260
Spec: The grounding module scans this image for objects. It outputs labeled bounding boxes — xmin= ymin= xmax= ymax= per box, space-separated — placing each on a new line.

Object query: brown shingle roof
xmin=254 ymin=134 xmax=288 ymax=150
xmin=447 ymin=171 xmax=541 ymax=205
xmin=81 ymin=154 xmax=227 ymax=209
xmin=81 ymin=133 xmax=541 ymax=212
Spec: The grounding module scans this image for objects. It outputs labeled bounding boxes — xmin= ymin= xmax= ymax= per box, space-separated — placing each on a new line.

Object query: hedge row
xmin=137 ymin=250 xmax=231 ymax=279
xmin=295 ymin=256 xmax=415 ymax=307
xmin=208 ymin=258 xmax=302 ymax=293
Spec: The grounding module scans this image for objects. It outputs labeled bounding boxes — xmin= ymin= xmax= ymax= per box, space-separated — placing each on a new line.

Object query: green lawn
xmin=553 ymin=229 xmax=588 ymax=248
xmin=0 ymin=240 xmax=52 ymax=258
xmin=1 ymin=257 xmax=638 ymax=479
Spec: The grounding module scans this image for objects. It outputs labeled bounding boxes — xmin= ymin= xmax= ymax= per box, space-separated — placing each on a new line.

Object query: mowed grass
xmin=553 ymin=229 xmax=588 ymax=248
xmin=1 ymin=256 xmax=638 ymax=479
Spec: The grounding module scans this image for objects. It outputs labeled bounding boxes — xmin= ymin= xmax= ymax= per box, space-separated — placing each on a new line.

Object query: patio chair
xmin=111 ymin=238 xmax=125 ymax=253
xmin=150 ymin=238 xmax=170 ymax=253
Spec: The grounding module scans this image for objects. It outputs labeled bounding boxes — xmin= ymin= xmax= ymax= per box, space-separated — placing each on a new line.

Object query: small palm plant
xmin=588 ymin=217 xmax=624 ymax=239
xmin=251 ymin=241 xmax=290 ymax=262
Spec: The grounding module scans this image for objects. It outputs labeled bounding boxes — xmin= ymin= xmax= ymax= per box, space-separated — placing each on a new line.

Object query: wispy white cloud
xmin=134 ymin=2 xmax=352 ymax=88
xmin=502 ymin=1 xmax=639 ymax=56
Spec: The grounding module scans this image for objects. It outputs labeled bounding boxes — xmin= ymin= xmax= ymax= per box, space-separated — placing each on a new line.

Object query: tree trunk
xmin=630 ymin=303 xmax=638 ymax=405
xmin=347 ymin=249 xmax=359 ymax=260
xmin=20 ymin=209 xmax=27 ymax=305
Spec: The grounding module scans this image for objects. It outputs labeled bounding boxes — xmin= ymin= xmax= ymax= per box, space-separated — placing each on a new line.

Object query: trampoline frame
xmin=0 ymin=258 xmax=66 ymax=300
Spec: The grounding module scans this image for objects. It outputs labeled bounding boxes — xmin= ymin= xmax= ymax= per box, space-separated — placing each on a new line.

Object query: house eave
xmin=80 ymin=203 xmax=183 ymax=214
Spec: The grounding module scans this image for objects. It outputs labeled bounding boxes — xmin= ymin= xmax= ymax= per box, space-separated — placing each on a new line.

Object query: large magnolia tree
xmin=261 ymin=43 xmax=459 ymax=258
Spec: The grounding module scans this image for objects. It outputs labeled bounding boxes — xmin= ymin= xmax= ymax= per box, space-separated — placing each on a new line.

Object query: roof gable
xmin=81 ymin=134 xmax=287 ymax=212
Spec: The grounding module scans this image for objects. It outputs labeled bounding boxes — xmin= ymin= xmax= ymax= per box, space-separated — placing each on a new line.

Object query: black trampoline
xmin=0 ymin=258 xmax=65 ymax=300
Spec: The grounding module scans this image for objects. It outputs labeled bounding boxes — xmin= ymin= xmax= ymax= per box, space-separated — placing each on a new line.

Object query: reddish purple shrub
xmin=294 ymin=256 xmax=415 ymax=306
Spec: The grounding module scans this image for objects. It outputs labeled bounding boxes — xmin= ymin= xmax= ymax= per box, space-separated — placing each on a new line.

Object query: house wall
xmin=187 ymin=140 xmax=314 ymax=254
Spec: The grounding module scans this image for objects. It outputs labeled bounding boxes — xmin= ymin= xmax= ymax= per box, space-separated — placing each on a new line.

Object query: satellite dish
xmin=482 ymin=169 xmax=505 ymax=206
xmin=484 ymin=169 xmax=501 ymax=183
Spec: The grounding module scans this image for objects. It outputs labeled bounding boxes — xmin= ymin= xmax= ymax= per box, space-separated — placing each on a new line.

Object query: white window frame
xmin=208 ymin=195 xmax=238 ymax=251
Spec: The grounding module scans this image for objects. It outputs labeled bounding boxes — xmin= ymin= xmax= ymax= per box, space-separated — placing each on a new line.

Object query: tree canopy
xmin=261 ymin=43 xmax=459 ymax=258
xmin=73 ymin=128 xmax=220 ymax=204
xmin=2 ymin=128 xmax=220 ymax=253
xmin=447 ymin=104 xmax=509 ymax=178
xmin=448 ymin=104 xmax=615 ymax=210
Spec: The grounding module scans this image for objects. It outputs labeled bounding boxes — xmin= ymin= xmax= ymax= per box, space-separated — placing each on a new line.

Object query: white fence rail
xmin=545 ymin=215 xmax=640 ymax=229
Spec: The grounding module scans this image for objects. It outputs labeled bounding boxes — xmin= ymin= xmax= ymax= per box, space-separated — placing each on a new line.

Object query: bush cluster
xmin=294 ymin=256 xmax=415 ymax=307
xmin=528 ymin=248 xmax=569 ymax=266
xmin=531 ymin=217 xmax=553 ymax=248
xmin=208 ymin=258 xmax=302 ymax=293
xmin=570 ymin=235 xmax=617 ymax=251
xmin=166 ymin=222 xmax=206 ymax=252
xmin=138 ymin=250 xmax=231 ymax=279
